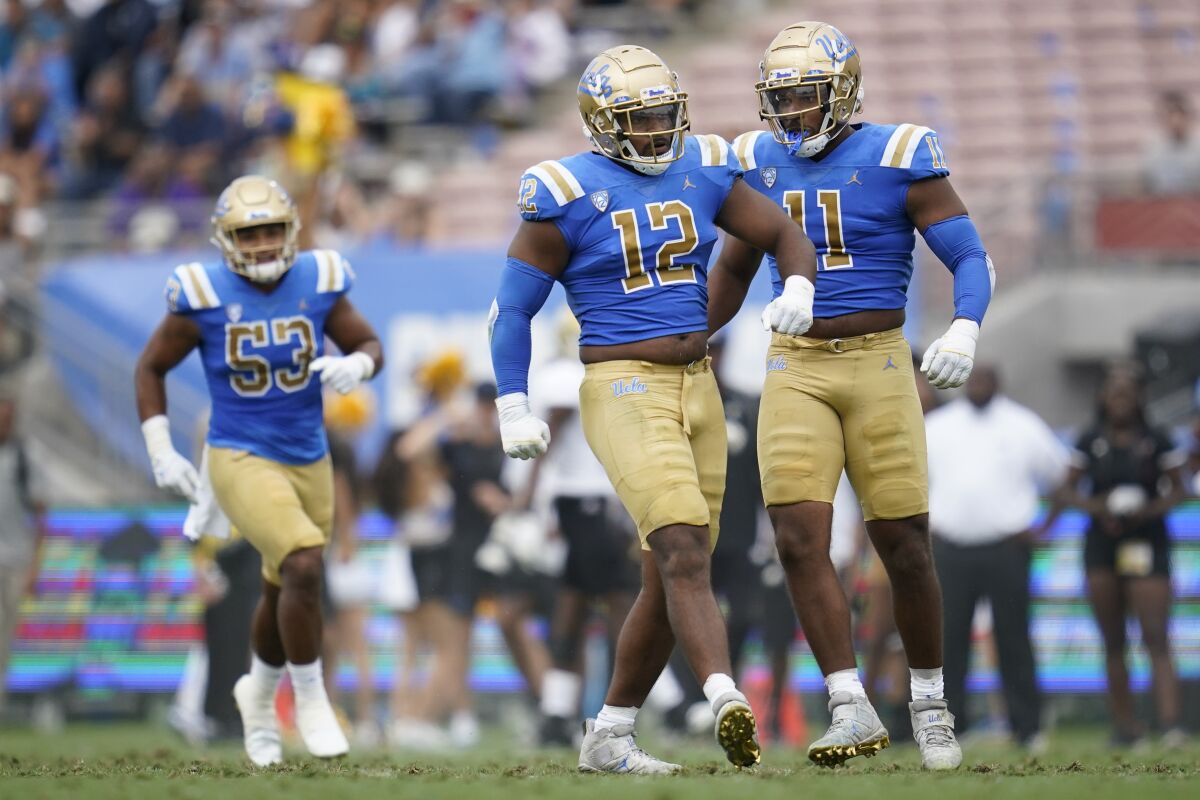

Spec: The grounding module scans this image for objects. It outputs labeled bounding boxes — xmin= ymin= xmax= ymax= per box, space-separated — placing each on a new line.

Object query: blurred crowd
xmin=0 ymin=0 xmax=701 ymax=257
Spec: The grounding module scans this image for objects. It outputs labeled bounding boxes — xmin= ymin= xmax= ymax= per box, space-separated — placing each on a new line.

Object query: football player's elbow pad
xmin=922 ymin=215 xmax=994 ymax=326
xmin=489 ymin=257 xmax=555 ymax=396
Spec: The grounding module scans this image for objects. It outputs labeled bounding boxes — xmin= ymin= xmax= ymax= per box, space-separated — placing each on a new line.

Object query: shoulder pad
xmin=880 ymin=124 xmax=948 ymax=173
xmin=731 ymin=131 xmax=767 ymax=171
xmin=311 ymin=249 xmax=354 ymax=294
xmin=167 ymin=262 xmax=221 ymax=313
xmin=519 ymin=159 xmax=585 ymax=219
xmin=691 ymin=133 xmax=731 ymax=167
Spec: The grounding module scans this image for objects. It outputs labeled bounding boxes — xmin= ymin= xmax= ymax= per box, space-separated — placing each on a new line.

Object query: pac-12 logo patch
xmin=226 ymin=303 xmax=243 ymax=322
xmin=590 ymin=190 xmax=609 ymax=212
xmin=760 ymin=167 xmax=777 ymax=189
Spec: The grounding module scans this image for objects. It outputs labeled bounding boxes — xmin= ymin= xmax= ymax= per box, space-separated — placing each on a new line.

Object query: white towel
xmin=182 ymin=445 xmax=232 ymax=541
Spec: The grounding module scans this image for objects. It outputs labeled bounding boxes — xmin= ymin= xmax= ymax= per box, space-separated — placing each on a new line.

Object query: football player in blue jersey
xmin=489 ymin=45 xmax=818 ymax=772
xmin=133 ymin=176 xmax=383 ymax=766
xmin=709 ymin=22 xmax=996 ymax=770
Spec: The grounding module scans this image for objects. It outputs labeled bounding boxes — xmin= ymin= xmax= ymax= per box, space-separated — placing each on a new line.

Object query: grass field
xmin=1 ymin=723 xmax=1198 ymax=799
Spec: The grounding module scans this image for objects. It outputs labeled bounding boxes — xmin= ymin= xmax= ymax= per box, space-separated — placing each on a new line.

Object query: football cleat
xmin=540 ymin=714 xmax=575 ymax=748
xmin=578 ymin=719 xmax=681 ymax=774
xmin=293 ymin=688 xmax=349 ymax=759
xmin=910 ymin=699 xmax=962 ymax=770
xmin=232 ymin=674 xmax=283 ymax=767
xmin=712 ymin=692 xmax=761 ymax=768
xmin=807 ymin=691 xmax=890 ymax=767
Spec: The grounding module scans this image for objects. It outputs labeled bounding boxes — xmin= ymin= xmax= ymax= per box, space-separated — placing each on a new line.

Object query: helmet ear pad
xmin=596 ymin=133 xmax=620 ymax=153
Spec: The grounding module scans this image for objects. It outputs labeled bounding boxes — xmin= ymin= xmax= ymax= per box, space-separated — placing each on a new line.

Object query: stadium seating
xmin=424 ymin=0 xmax=1200 ymax=287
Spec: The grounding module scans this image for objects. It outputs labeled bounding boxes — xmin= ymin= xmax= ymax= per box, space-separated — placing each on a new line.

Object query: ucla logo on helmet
xmin=590 ymin=190 xmax=610 ymax=212
xmin=761 ymin=167 xmax=777 ymax=189
xmin=580 ymin=63 xmax=612 ymax=98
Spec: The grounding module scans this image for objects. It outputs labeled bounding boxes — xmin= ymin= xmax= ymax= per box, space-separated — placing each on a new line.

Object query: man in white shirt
xmin=925 ymin=365 xmax=1069 ymax=750
xmin=1142 ymin=91 xmax=1200 ymax=196
xmin=529 ymin=313 xmax=639 ymax=746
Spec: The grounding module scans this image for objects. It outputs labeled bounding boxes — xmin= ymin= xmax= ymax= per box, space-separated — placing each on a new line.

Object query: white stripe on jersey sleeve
xmin=527 ymin=160 xmax=583 ymax=206
xmin=175 ymin=262 xmax=220 ymax=309
xmin=331 ymin=251 xmax=347 ymax=292
xmin=314 ymin=249 xmax=333 ymax=293
xmin=732 ymin=131 xmax=763 ymax=171
xmin=711 ymin=134 xmax=730 ymax=166
xmin=880 ymin=124 xmax=913 ymax=167
xmin=525 ymin=165 xmax=564 ymax=205
xmin=899 ymin=125 xmax=934 ymax=168
xmin=314 ymin=249 xmax=350 ymax=293
xmin=698 ymin=134 xmax=720 ymax=166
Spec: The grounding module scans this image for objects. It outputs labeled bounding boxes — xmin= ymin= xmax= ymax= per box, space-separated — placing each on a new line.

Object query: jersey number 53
xmin=225 ymin=316 xmax=317 ymax=397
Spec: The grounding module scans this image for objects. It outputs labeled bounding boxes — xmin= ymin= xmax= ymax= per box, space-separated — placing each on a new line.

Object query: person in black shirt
xmin=1041 ymin=364 xmax=1189 ymax=746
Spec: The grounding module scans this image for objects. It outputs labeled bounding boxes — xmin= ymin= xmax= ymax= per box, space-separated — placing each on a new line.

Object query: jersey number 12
xmin=611 ymin=201 xmax=699 ymax=293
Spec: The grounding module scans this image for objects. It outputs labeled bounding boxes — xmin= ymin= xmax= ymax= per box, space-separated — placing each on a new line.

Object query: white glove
xmin=495 ymin=392 xmax=550 ymax=460
xmin=920 ymin=318 xmax=979 ymax=389
xmin=761 ymin=274 xmax=815 ymax=336
xmin=142 ymin=415 xmax=200 ymax=503
xmin=309 ymin=351 xmax=374 ymax=394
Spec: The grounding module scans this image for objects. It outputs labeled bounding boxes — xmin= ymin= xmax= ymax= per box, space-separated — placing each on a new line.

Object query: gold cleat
xmin=715 ymin=698 xmax=762 ymax=768
xmin=807 ymin=734 xmax=891 ymax=767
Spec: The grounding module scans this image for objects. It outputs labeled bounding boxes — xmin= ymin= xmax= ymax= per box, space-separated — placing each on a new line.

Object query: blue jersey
xmin=517 ymin=134 xmax=742 ymax=346
xmin=733 ymin=122 xmax=949 ymax=318
xmin=164 ymin=250 xmax=354 ymax=464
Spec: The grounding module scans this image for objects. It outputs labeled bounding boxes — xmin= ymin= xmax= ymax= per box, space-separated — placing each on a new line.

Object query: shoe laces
xmin=918 ymin=723 xmax=955 ymax=749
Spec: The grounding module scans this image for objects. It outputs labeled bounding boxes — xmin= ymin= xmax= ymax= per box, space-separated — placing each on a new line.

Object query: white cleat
xmin=807 ymin=691 xmax=890 ymax=767
xmin=578 ymin=719 xmax=681 ymax=774
xmin=910 ymin=699 xmax=962 ymax=770
xmin=712 ymin=691 xmax=761 ymax=768
xmin=388 ymin=717 xmax=450 ymax=752
xmin=232 ymin=674 xmax=283 ymax=767
xmin=294 ymin=689 xmax=350 ymax=759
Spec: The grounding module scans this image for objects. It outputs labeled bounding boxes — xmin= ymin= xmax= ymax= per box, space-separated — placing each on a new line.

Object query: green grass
xmin=0 ymin=723 xmax=1197 ymax=799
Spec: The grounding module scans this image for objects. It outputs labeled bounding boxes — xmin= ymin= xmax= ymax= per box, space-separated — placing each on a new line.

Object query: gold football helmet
xmin=757 ymin=22 xmax=863 ymax=157
xmin=578 ymin=45 xmax=690 ymax=176
xmin=211 ymin=175 xmax=301 ymax=283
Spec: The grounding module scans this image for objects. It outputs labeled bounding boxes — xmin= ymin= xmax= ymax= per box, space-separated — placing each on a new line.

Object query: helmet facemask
xmin=758 ymin=69 xmax=862 ymax=158
xmin=585 ymin=94 xmax=689 ymax=176
xmin=212 ymin=220 xmax=299 ymax=283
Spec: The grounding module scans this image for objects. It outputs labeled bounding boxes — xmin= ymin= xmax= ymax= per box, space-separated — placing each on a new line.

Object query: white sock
xmin=540 ymin=668 xmax=581 ymax=718
xmin=701 ymin=672 xmax=742 ymax=714
xmin=594 ymin=704 xmax=638 ymax=732
xmin=825 ymin=668 xmax=867 ymax=699
xmin=910 ymin=667 xmax=944 ymax=701
xmin=287 ymin=659 xmax=327 ymax=701
xmin=249 ymin=655 xmax=283 ymax=702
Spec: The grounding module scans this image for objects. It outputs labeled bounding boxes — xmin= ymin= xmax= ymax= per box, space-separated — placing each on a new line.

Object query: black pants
xmin=203 ymin=540 xmax=262 ymax=732
xmin=933 ymin=533 xmax=1041 ymax=742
